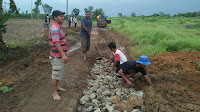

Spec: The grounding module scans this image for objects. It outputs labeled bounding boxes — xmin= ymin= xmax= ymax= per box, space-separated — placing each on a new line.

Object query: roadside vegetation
xmin=108 ymin=16 xmax=200 ymax=57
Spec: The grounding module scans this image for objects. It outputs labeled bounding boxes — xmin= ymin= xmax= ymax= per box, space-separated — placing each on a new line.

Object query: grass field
xmin=108 ymin=17 xmax=200 ymax=57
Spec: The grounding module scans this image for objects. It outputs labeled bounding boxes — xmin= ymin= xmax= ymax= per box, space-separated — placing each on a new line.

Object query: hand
xmin=104 ymin=67 xmax=109 ymax=71
xmin=108 ymin=69 xmax=113 ymax=72
xmin=88 ymin=32 xmax=92 ymax=37
xmin=127 ymin=81 xmax=133 ymax=87
xmin=62 ymin=55 xmax=68 ymax=63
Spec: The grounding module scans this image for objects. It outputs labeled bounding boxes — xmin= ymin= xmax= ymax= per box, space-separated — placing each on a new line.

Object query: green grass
xmin=0 ymin=34 xmax=44 ymax=62
xmin=108 ymin=17 xmax=200 ymax=57
xmin=197 ymin=62 xmax=200 ymax=71
xmin=0 ymin=86 xmax=13 ymax=93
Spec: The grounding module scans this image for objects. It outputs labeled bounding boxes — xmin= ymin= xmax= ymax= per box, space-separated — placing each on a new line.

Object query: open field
xmin=108 ymin=17 xmax=200 ymax=57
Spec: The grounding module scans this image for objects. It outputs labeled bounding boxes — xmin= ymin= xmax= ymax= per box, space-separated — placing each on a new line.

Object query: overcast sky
xmin=3 ymin=0 xmax=200 ymax=17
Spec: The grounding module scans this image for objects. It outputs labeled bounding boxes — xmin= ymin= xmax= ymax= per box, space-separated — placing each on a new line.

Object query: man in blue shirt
xmin=80 ymin=11 xmax=92 ymax=60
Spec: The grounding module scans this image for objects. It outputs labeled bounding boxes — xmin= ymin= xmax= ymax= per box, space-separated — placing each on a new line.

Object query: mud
xmin=143 ymin=51 xmax=200 ymax=112
xmin=0 ymin=20 xmax=130 ymax=112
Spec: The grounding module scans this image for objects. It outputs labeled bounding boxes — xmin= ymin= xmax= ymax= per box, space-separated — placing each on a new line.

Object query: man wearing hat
xmin=116 ymin=55 xmax=153 ymax=87
xmin=49 ymin=10 xmax=67 ymax=101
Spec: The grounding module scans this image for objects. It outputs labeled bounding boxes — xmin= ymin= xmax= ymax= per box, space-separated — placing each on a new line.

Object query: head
xmin=108 ymin=42 xmax=116 ymax=52
xmin=86 ymin=11 xmax=91 ymax=19
xmin=75 ymin=16 xmax=76 ymax=18
xmin=46 ymin=14 xmax=49 ymax=16
xmin=52 ymin=10 xmax=65 ymax=25
xmin=136 ymin=55 xmax=151 ymax=68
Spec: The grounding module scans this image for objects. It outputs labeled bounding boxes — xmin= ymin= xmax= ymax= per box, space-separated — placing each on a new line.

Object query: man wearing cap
xmin=116 ymin=55 xmax=153 ymax=87
xmin=49 ymin=10 xmax=67 ymax=101
xmin=80 ymin=11 xmax=92 ymax=60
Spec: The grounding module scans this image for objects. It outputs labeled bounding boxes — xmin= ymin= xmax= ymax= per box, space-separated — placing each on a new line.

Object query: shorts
xmin=49 ymin=56 xmax=66 ymax=80
xmin=81 ymin=35 xmax=90 ymax=53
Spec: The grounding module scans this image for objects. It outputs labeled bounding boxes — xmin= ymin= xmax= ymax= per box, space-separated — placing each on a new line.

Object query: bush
xmin=163 ymin=38 xmax=200 ymax=52
xmin=178 ymin=19 xmax=186 ymax=24
xmin=184 ymin=24 xmax=200 ymax=29
xmin=146 ymin=18 xmax=158 ymax=22
xmin=197 ymin=62 xmax=200 ymax=71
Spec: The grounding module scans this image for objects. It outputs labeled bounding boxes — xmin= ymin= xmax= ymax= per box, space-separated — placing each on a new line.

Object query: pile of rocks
xmin=78 ymin=58 xmax=145 ymax=112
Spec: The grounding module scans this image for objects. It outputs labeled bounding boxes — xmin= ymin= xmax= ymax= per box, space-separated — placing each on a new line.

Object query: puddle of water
xmin=68 ymin=42 xmax=81 ymax=54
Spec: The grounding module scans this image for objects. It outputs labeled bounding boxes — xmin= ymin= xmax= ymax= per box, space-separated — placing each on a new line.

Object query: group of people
xmin=68 ymin=15 xmax=78 ymax=28
xmin=44 ymin=14 xmax=78 ymax=30
xmin=48 ymin=10 xmax=153 ymax=101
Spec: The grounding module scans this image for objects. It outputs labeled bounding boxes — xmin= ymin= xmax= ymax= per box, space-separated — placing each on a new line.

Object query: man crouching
xmin=116 ymin=55 xmax=153 ymax=87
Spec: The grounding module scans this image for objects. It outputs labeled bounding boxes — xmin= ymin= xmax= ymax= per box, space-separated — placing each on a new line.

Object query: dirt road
xmin=0 ymin=19 xmax=130 ymax=112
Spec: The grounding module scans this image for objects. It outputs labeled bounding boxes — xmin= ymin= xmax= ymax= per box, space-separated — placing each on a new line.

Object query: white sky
xmin=3 ymin=0 xmax=200 ymax=17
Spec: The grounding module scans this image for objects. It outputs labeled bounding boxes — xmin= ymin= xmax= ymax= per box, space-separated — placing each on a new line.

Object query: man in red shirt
xmin=104 ymin=42 xmax=127 ymax=72
xmin=49 ymin=10 xmax=68 ymax=101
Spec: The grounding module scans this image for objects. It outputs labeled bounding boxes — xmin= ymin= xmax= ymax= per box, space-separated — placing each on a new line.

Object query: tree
xmin=92 ymin=8 xmax=104 ymax=16
xmin=118 ymin=13 xmax=122 ymax=17
xmin=25 ymin=10 xmax=28 ymax=14
xmin=84 ymin=6 xmax=93 ymax=14
xmin=130 ymin=12 xmax=136 ymax=17
xmin=88 ymin=6 xmax=93 ymax=12
xmin=72 ymin=8 xmax=80 ymax=16
xmin=0 ymin=0 xmax=18 ymax=49
xmin=42 ymin=3 xmax=52 ymax=15
xmin=32 ymin=7 xmax=39 ymax=14
xmin=196 ymin=12 xmax=200 ymax=17
xmin=34 ymin=0 xmax=42 ymax=19
xmin=152 ymin=13 xmax=159 ymax=17
xmin=159 ymin=12 xmax=165 ymax=18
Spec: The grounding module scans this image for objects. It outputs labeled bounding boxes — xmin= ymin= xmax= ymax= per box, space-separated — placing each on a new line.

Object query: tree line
xmin=118 ymin=11 xmax=200 ymax=17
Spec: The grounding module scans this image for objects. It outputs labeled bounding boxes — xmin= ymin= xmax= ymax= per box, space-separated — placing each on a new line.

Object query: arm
xmin=108 ymin=60 xmax=117 ymax=72
xmin=54 ymin=42 xmax=68 ymax=63
xmin=81 ymin=25 xmax=89 ymax=33
xmin=109 ymin=54 xmax=120 ymax=71
xmin=118 ymin=69 xmax=132 ymax=86
xmin=104 ymin=60 xmax=112 ymax=71
xmin=89 ymin=27 xmax=92 ymax=37
xmin=144 ymin=75 xmax=153 ymax=86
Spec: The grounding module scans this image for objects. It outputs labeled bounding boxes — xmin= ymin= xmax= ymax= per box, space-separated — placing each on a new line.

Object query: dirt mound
xmin=143 ymin=51 xmax=200 ymax=112
xmin=144 ymin=83 xmax=200 ymax=112
xmin=147 ymin=51 xmax=200 ymax=92
xmin=148 ymin=51 xmax=200 ymax=75
xmin=65 ymin=26 xmax=80 ymax=36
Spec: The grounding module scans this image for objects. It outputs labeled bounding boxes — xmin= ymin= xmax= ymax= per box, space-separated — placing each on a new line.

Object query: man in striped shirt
xmin=49 ymin=10 xmax=68 ymax=101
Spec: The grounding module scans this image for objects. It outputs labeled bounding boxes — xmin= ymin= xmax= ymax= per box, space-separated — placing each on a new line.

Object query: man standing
xmin=80 ymin=11 xmax=92 ymax=60
xmin=70 ymin=16 xmax=73 ymax=27
xmin=74 ymin=16 xmax=77 ymax=27
xmin=49 ymin=10 xmax=68 ymax=101
xmin=104 ymin=42 xmax=127 ymax=72
xmin=68 ymin=16 xmax=71 ymax=28
xmin=116 ymin=55 xmax=153 ymax=87
xmin=44 ymin=14 xmax=50 ymax=30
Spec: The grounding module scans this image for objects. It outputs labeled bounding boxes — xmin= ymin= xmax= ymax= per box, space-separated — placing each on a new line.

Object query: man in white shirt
xmin=74 ymin=16 xmax=77 ymax=27
xmin=104 ymin=42 xmax=127 ymax=72
xmin=70 ymin=16 xmax=73 ymax=27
